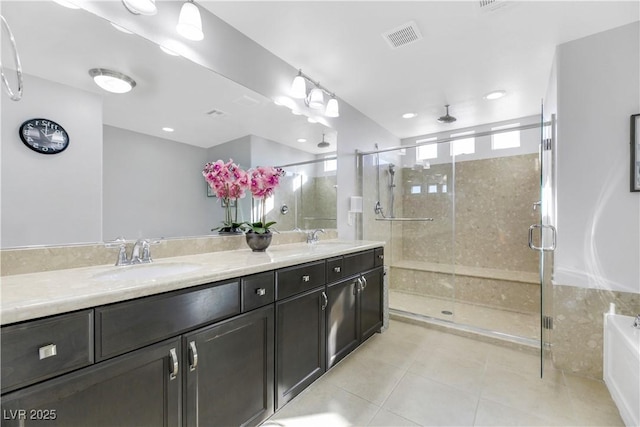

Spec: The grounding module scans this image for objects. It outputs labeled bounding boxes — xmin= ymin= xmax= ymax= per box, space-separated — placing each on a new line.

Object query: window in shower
xmin=450 ymin=131 xmax=475 ymax=155
xmin=416 ymin=137 xmax=438 ymax=160
xmin=491 ymin=123 xmax=521 ymax=149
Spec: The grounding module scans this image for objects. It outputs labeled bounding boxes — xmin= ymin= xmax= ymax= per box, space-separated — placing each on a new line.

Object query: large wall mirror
xmin=1 ymin=1 xmax=337 ymax=248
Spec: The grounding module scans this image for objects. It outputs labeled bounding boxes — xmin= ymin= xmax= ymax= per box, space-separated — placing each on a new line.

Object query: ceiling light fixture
xmin=317 ymin=133 xmax=330 ymax=148
xmin=402 ymin=112 xmax=417 ymax=119
xmin=89 ymin=68 xmax=136 ymax=94
xmin=122 ymin=0 xmax=157 ymax=16
xmin=484 ymin=90 xmax=506 ymax=100
xmin=160 ymin=45 xmax=180 ymax=56
xmin=297 ymin=138 xmax=307 ymax=143
xmin=289 ymin=69 xmax=340 ymax=118
xmin=110 ymin=23 xmax=133 ymax=34
xmin=307 ymin=117 xmax=318 ymax=124
xmin=177 ymin=0 xmax=204 ymax=41
xmin=162 ymin=127 xmax=174 ymax=132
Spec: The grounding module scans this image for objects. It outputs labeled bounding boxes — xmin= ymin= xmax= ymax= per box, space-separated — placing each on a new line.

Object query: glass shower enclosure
xmin=359 ymin=118 xmax=551 ymax=352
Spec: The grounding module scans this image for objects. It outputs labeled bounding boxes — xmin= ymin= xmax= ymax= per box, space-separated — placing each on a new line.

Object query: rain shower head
xmin=437 ymin=104 xmax=457 ymax=124
xmin=317 ymin=133 xmax=330 ymax=148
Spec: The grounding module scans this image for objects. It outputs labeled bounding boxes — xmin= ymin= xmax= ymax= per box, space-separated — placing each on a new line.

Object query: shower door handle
xmin=528 ymin=224 xmax=557 ymax=251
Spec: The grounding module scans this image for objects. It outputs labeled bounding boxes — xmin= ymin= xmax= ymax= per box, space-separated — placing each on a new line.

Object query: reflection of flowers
xmin=202 ymin=159 xmax=249 ymax=228
xmin=243 ymin=166 xmax=285 ymax=234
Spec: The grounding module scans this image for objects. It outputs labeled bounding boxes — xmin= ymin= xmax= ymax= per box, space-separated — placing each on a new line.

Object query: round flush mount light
xmin=297 ymin=138 xmax=307 ymax=143
xmin=89 ymin=68 xmax=136 ymax=94
xmin=402 ymin=112 xmax=418 ymax=119
xmin=483 ymin=90 xmax=506 ymax=100
xmin=162 ymin=127 xmax=174 ymax=132
xmin=122 ymin=0 xmax=157 ymax=16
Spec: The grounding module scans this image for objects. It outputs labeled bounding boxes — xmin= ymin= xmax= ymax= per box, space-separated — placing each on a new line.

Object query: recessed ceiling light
xmin=52 ymin=0 xmax=80 ymax=9
xmin=110 ymin=23 xmax=133 ymax=34
xmin=307 ymin=117 xmax=318 ymax=124
xmin=402 ymin=113 xmax=418 ymax=119
xmin=484 ymin=90 xmax=506 ymax=100
xmin=297 ymin=138 xmax=307 ymax=143
xmin=162 ymin=127 xmax=174 ymax=132
xmin=88 ymin=68 xmax=136 ymax=94
xmin=159 ymin=45 xmax=180 ymax=56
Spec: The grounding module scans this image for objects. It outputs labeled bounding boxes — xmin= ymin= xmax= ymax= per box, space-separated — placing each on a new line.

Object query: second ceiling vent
xmin=382 ymin=21 xmax=423 ymax=49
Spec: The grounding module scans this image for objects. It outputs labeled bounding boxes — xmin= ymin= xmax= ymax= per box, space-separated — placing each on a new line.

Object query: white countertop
xmin=0 ymin=240 xmax=384 ymax=325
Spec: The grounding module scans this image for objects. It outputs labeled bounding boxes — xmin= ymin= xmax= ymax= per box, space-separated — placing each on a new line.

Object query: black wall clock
xmin=19 ymin=118 xmax=69 ymax=155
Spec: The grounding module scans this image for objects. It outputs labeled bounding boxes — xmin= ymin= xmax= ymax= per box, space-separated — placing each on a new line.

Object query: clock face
xmin=19 ymin=118 xmax=69 ymax=155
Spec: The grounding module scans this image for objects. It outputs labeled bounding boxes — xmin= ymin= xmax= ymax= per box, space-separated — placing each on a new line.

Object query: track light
xmin=289 ymin=70 xmax=340 ymax=118
xmin=177 ymin=0 xmax=203 ymax=41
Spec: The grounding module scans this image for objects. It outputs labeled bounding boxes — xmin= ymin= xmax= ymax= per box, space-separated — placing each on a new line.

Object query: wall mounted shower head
xmin=437 ymin=104 xmax=457 ymax=123
xmin=388 ymin=164 xmax=396 ymax=175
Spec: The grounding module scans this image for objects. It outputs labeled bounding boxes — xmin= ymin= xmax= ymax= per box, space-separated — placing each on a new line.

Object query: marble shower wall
xmin=402 ymin=153 xmax=539 ymax=272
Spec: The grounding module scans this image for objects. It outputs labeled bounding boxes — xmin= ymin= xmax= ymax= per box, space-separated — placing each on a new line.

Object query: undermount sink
xmin=93 ymin=262 xmax=203 ymax=281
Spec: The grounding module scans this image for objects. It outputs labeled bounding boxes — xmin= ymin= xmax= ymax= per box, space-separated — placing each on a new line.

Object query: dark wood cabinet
xmin=184 ymin=305 xmax=274 ymax=427
xmin=275 ymin=286 xmax=327 ymax=409
xmin=360 ymin=267 xmax=384 ymax=341
xmin=1 ymin=338 xmax=181 ymax=427
xmin=326 ymin=276 xmax=360 ymax=369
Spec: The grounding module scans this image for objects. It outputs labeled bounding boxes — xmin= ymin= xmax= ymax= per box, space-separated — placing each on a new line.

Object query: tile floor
xmin=262 ymin=320 xmax=624 ymax=427
xmin=390 ymin=290 xmax=540 ymax=340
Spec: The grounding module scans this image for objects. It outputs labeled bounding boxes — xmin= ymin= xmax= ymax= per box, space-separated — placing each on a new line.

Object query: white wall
xmin=103 ymin=126 xmax=211 ymax=240
xmin=1 ymin=74 xmax=103 ymax=248
xmin=555 ymin=22 xmax=640 ymax=293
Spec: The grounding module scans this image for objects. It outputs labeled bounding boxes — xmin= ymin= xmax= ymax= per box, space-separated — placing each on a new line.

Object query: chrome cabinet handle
xmin=38 ymin=344 xmax=57 ymax=360
xmin=255 ymin=288 xmax=266 ymax=296
xmin=169 ymin=348 xmax=178 ymax=380
xmin=361 ymin=276 xmax=368 ymax=290
xmin=302 ymin=275 xmax=310 ymax=282
xmin=377 ymin=254 xmax=384 ymax=261
xmin=321 ymin=291 xmax=328 ymax=310
xmin=189 ymin=341 xmax=198 ymax=371
xmin=355 ymin=278 xmax=363 ymax=293
xmin=333 ymin=266 xmax=341 ymax=273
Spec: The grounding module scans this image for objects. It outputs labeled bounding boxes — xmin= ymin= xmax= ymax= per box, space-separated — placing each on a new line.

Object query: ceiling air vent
xmin=479 ymin=0 xmax=509 ymax=13
xmin=205 ymin=108 xmax=227 ymax=119
xmin=382 ymin=21 xmax=422 ymax=49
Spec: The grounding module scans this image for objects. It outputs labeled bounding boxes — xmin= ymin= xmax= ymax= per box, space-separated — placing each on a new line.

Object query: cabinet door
xmin=326 ymin=277 xmax=359 ymax=369
xmin=184 ymin=306 xmax=274 ymax=427
xmin=360 ymin=268 xmax=383 ymax=342
xmin=0 ymin=338 xmax=181 ymax=427
xmin=276 ymin=287 xmax=326 ymax=409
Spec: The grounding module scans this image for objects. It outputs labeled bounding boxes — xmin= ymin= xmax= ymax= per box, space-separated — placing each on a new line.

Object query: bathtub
xmin=604 ymin=310 xmax=640 ymax=427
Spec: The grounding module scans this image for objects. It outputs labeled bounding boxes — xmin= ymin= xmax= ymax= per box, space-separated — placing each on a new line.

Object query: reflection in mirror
xmin=268 ymin=157 xmax=338 ymax=232
xmin=0 ymin=1 xmax=337 ymax=248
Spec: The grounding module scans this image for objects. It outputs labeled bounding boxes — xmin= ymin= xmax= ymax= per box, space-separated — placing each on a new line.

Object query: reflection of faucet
xmin=307 ymin=229 xmax=325 ymax=244
xmin=633 ymin=314 xmax=640 ymax=329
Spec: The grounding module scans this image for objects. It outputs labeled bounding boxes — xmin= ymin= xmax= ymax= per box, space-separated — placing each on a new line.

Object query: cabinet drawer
xmin=276 ymin=261 xmax=326 ymax=300
xmin=96 ymin=280 xmax=240 ymax=361
xmin=374 ymin=247 xmax=384 ymax=267
xmin=1 ymin=310 xmax=93 ymax=393
xmin=342 ymin=250 xmax=375 ymax=277
xmin=242 ymin=271 xmax=275 ymax=312
xmin=326 ymin=256 xmax=344 ymax=283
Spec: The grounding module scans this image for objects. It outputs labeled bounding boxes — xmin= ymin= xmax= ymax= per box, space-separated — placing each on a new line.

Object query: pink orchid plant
xmin=244 ymin=166 xmax=286 ymax=234
xmin=202 ymin=159 xmax=250 ymax=230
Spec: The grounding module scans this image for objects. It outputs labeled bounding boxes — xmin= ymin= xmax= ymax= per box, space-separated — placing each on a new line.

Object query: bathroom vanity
xmin=0 ymin=241 xmax=384 ymax=426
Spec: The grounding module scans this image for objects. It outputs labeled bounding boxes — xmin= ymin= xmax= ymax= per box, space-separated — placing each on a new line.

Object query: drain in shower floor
xmin=441 ymin=310 xmax=453 ymax=315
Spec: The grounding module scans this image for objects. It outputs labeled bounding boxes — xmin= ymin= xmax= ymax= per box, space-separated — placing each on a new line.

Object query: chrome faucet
xmin=307 ymin=229 xmax=325 ymax=244
xmin=106 ymin=237 xmax=156 ymax=266
xmin=633 ymin=314 xmax=640 ymax=329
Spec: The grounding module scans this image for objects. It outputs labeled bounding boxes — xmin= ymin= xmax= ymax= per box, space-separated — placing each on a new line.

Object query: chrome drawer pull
xmin=321 ymin=291 xmax=328 ymax=310
xmin=169 ymin=348 xmax=179 ymax=380
xmin=38 ymin=344 xmax=57 ymax=360
xmin=189 ymin=341 xmax=198 ymax=372
xmin=333 ymin=266 xmax=341 ymax=273
xmin=302 ymin=275 xmax=310 ymax=282
xmin=256 ymin=288 xmax=266 ymax=296
xmin=378 ymin=254 xmax=384 ymax=260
